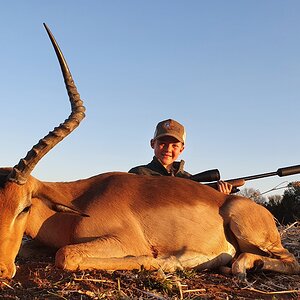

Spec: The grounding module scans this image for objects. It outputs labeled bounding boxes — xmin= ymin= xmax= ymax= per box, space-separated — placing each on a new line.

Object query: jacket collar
xmin=149 ymin=156 xmax=185 ymax=176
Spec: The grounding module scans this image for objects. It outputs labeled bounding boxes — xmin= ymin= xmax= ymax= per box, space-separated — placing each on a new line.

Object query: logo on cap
xmin=164 ymin=121 xmax=173 ymax=130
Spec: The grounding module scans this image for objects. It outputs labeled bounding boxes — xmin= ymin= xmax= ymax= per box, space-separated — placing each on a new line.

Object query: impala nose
xmin=0 ymin=262 xmax=16 ymax=279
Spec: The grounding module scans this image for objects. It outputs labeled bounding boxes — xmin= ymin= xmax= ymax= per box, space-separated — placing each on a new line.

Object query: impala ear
xmin=42 ymin=198 xmax=89 ymax=217
xmin=33 ymin=182 xmax=90 ymax=217
xmin=50 ymin=202 xmax=90 ymax=217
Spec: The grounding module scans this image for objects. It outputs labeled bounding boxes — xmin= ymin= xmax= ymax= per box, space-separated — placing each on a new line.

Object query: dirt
xmin=0 ymin=224 xmax=299 ymax=299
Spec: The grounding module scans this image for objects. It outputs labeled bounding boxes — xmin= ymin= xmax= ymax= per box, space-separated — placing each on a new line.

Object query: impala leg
xmin=55 ymin=239 xmax=183 ymax=272
xmin=232 ymin=250 xmax=300 ymax=279
xmin=222 ymin=197 xmax=300 ymax=278
xmin=57 ymin=254 xmax=184 ymax=272
xmin=230 ymin=229 xmax=300 ymax=279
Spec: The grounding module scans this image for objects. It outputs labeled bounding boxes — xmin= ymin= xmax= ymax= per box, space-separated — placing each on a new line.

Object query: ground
xmin=0 ymin=223 xmax=299 ymax=300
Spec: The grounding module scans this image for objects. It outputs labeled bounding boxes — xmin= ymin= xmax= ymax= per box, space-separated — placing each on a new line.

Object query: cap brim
xmin=154 ymin=133 xmax=184 ymax=144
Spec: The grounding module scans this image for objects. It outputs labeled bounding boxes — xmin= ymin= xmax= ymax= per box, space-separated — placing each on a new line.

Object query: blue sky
xmin=1 ymin=1 xmax=299 ymax=196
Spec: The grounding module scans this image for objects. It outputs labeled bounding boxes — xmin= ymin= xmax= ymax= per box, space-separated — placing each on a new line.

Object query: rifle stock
xmin=207 ymin=179 xmax=245 ymax=190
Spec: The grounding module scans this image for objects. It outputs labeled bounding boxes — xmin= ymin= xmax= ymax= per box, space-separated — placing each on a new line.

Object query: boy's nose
xmin=163 ymin=143 xmax=171 ymax=151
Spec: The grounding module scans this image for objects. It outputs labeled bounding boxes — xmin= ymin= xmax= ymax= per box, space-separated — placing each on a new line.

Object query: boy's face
xmin=151 ymin=136 xmax=184 ymax=168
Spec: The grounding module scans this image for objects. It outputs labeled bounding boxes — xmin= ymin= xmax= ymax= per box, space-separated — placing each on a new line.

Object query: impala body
xmin=0 ymin=25 xmax=299 ymax=279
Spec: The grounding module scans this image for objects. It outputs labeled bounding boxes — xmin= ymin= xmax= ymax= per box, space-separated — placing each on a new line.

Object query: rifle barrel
xmin=226 ymin=164 xmax=300 ymax=183
xmin=277 ymin=165 xmax=300 ymax=177
xmin=226 ymin=171 xmax=278 ymax=182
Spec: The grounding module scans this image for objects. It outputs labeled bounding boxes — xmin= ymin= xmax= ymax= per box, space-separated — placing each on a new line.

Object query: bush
xmin=264 ymin=182 xmax=300 ymax=225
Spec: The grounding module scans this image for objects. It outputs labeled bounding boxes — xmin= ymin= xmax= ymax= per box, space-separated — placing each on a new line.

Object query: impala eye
xmin=19 ymin=205 xmax=32 ymax=216
xmin=23 ymin=206 xmax=31 ymax=213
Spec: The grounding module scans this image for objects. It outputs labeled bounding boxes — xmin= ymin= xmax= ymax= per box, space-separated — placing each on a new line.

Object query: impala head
xmin=0 ymin=169 xmax=36 ymax=278
xmin=0 ymin=24 xmax=85 ymax=278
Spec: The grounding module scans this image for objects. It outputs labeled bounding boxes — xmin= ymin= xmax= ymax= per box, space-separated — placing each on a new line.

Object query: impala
xmin=0 ymin=24 xmax=299 ymax=280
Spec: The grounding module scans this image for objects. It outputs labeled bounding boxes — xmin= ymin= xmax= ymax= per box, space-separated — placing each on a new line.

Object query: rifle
xmin=190 ymin=164 xmax=300 ymax=191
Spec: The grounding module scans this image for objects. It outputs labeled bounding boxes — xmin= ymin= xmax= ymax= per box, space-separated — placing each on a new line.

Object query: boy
xmin=129 ymin=119 xmax=237 ymax=194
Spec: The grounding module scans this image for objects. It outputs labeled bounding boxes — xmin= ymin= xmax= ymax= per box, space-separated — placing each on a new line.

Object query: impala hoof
xmin=160 ymin=256 xmax=183 ymax=272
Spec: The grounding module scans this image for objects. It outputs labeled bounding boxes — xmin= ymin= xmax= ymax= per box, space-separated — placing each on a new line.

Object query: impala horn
xmin=8 ymin=23 xmax=86 ymax=185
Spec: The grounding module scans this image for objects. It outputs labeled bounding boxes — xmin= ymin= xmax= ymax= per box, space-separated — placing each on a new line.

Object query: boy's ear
xmin=150 ymin=139 xmax=155 ymax=149
xmin=180 ymin=144 xmax=185 ymax=153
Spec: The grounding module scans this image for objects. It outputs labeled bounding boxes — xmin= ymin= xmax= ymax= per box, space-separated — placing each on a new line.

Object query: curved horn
xmin=8 ymin=23 xmax=86 ymax=185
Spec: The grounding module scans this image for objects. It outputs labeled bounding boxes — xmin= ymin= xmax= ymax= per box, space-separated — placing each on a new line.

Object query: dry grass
xmin=0 ymin=223 xmax=299 ymax=299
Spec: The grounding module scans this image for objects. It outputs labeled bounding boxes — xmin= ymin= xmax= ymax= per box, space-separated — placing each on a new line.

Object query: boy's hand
xmin=217 ymin=180 xmax=233 ymax=195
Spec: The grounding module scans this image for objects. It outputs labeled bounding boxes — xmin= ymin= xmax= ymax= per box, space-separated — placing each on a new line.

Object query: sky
xmin=1 ymin=1 xmax=299 ymax=197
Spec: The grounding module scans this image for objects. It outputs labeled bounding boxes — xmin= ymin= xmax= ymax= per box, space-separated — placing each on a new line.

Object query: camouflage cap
xmin=153 ymin=119 xmax=186 ymax=144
